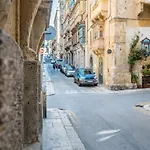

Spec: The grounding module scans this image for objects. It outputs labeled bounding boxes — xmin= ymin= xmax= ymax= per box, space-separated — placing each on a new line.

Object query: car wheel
xmin=94 ymin=83 xmax=98 ymax=86
xmin=78 ymin=80 xmax=81 ymax=86
xmin=74 ymin=78 xmax=76 ymax=83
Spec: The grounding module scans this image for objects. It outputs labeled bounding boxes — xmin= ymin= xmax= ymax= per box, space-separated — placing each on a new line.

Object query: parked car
xmin=74 ymin=68 xmax=98 ymax=86
xmin=51 ymin=59 xmax=55 ymax=64
xmin=65 ymin=65 xmax=75 ymax=77
xmin=56 ymin=59 xmax=63 ymax=69
xmin=60 ymin=64 xmax=67 ymax=74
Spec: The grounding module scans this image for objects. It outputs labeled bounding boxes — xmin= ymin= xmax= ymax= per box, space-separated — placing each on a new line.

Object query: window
xmin=141 ymin=38 xmax=150 ymax=56
xmin=83 ymin=70 xmax=92 ymax=75
xmin=93 ymin=31 xmax=98 ymax=40
xmin=100 ymin=31 xmax=103 ymax=38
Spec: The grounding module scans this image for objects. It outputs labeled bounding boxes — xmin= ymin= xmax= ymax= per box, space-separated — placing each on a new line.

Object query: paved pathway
xmin=42 ymin=108 xmax=86 ymax=150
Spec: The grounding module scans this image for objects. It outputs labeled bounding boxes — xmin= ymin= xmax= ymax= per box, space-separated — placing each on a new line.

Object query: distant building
xmin=54 ymin=9 xmax=61 ymax=58
xmin=59 ymin=0 xmax=150 ymax=89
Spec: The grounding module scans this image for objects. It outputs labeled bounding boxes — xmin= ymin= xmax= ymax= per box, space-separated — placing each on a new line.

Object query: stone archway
xmin=20 ymin=0 xmax=42 ymax=60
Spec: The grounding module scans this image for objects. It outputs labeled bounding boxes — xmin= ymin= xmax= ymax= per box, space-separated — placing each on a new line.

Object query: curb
xmin=143 ymin=105 xmax=150 ymax=111
xmin=135 ymin=102 xmax=150 ymax=116
xmin=43 ymin=108 xmax=86 ymax=150
xmin=45 ymin=65 xmax=55 ymax=96
xmin=113 ymin=88 xmax=150 ymax=94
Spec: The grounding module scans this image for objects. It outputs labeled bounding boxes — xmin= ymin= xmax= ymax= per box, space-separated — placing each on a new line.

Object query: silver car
xmin=65 ymin=65 xmax=75 ymax=77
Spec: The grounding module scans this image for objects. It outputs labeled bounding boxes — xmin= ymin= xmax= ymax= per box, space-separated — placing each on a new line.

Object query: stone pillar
xmin=23 ymin=60 xmax=42 ymax=146
xmin=37 ymin=62 xmax=43 ymax=142
xmin=0 ymin=30 xmax=24 ymax=150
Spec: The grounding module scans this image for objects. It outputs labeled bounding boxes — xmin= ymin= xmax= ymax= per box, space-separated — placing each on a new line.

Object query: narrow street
xmin=43 ymin=59 xmax=150 ymax=150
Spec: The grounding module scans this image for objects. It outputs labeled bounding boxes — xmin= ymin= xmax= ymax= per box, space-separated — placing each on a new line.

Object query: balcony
xmin=137 ymin=0 xmax=150 ymax=18
xmin=69 ymin=3 xmax=81 ymax=31
xmin=91 ymin=0 xmax=108 ymax=22
xmin=64 ymin=40 xmax=72 ymax=50
xmin=91 ymin=38 xmax=104 ymax=55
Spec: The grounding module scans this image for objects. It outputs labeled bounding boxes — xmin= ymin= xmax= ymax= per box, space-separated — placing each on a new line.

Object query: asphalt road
xmin=43 ymin=57 xmax=150 ymax=150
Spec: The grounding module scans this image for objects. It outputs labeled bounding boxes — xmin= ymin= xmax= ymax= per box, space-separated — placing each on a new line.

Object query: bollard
xmin=42 ymin=91 xmax=47 ymax=118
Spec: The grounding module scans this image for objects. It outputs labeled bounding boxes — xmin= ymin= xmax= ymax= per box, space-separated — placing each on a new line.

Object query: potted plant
xmin=142 ymin=64 xmax=150 ymax=76
xmin=131 ymin=74 xmax=139 ymax=84
xmin=143 ymin=69 xmax=150 ymax=76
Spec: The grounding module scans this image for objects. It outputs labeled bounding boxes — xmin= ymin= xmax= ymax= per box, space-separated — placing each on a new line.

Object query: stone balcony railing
xmin=91 ymin=38 xmax=104 ymax=55
xmin=91 ymin=0 xmax=108 ymax=22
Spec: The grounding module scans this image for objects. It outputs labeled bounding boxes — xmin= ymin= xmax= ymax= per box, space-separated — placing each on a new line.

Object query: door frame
xmin=99 ymin=57 xmax=103 ymax=84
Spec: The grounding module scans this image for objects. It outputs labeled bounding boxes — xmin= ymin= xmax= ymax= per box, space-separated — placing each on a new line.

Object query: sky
xmin=50 ymin=0 xmax=59 ymax=26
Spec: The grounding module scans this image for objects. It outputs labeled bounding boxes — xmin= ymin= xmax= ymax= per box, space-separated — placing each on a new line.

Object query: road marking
xmin=58 ymin=88 xmax=108 ymax=95
xmin=96 ymin=129 xmax=121 ymax=135
xmin=96 ymin=129 xmax=121 ymax=142
xmin=65 ymin=90 xmax=78 ymax=94
xmin=97 ymin=134 xmax=117 ymax=142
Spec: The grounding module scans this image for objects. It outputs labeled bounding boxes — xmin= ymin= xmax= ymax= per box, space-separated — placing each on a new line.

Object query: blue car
xmin=74 ymin=68 xmax=98 ymax=86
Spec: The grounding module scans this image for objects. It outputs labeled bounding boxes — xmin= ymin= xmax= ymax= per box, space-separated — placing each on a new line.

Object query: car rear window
xmin=82 ymin=69 xmax=92 ymax=75
xmin=56 ymin=59 xmax=63 ymax=64
xmin=67 ymin=66 xmax=74 ymax=70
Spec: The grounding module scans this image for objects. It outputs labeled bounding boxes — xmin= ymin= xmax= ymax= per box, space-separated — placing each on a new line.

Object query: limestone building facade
xmin=59 ymin=0 xmax=86 ymax=66
xmin=87 ymin=0 xmax=150 ymax=89
xmin=60 ymin=0 xmax=150 ymax=88
xmin=54 ymin=9 xmax=62 ymax=58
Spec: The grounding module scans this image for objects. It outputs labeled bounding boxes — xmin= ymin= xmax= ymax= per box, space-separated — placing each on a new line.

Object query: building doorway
xmin=99 ymin=58 xmax=103 ymax=84
xmin=90 ymin=55 xmax=93 ymax=71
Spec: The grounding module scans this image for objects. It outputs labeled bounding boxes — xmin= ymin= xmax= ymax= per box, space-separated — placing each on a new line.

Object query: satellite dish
xmin=44 ymin=26 xmax=56 ymax=40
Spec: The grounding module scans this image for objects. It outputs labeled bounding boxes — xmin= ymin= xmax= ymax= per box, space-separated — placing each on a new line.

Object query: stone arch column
xmin=0 ymin=30 xmax=23 ymax=150
xmin=30 ymin=9 xmax=46 ymax=54
xmin=0 ymin=0 xmax=12 ymax=28
xmin=20 ymin=0 xmax=42 ymax=60
xmin=36 ymin=33 xmax=44 ymax=57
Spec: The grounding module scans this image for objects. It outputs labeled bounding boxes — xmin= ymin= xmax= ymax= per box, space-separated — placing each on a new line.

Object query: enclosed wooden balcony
xmin=91 ymin=38 xmax=104 ymax=55
xmin=69 ymin=3 xmax=81 ymax=31
xmin=137 ymin=0 xmax=150 ymax=18
xmin=65 ymin=40 xmax=72 ymax=50
xmin=91 ymin=0 xmax=108 ymax=22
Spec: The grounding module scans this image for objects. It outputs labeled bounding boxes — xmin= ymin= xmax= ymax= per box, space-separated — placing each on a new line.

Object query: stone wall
xmin=0 ymin=30 xmax=24 ymax=150
xmin=23 ymin=61 xmax=40 ymax=146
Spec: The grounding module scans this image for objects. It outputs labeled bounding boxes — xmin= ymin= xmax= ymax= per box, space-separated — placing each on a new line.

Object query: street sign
xmin=107 ymin=49 xmax=112 ymax=54
xmin=40 ymin=48 xmax=44 ymax=54
xmin=44 ymin=26 xmax=56 ymax=41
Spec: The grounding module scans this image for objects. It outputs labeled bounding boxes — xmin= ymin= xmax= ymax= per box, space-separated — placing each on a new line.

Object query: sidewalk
xmin=42 ymin=108 xmax=86 ymax=150
xmin=99 ymin=84 xmax=150 ymax=94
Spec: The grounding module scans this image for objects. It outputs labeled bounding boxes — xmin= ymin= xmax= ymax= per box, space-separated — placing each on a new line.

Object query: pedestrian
xmin=53 ymin=63 xmax=56 ymax=71
xmin=56 ymin=64 xmax=59 ymax=71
